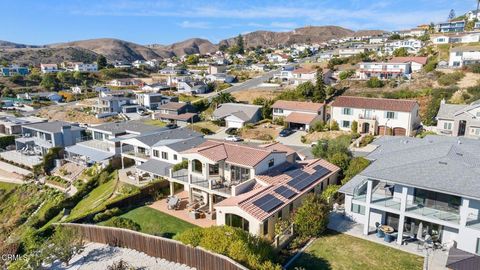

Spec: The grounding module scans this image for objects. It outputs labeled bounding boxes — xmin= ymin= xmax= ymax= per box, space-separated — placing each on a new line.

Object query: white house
xmin=431 ymin=33 xmax=480 ymax=45
xmin=330 ymin=96 xmax=420 ymax=136
xmin=74 ymin=63 xmax=98 ymax=72
xmin=358 ymin=62 xmax=412 ymax=80
xmin=449 ymin=46 xmax=480 ymax=67
xmin=272 ymin=100 xmax=324 ymax=130
xmin=40 ymin=64 xmax=59 ymax=74
xmin=436 ymin=99 xmax=480 ymax=138
xmin=388 ymin=57 xmax=428 ymax=73
xmin=384 ymin=39 xmax=423 ymax=55
xmin=339 ymin=135 xmax=480 ymax=256
xmin=337 ymin=48 xmax=366 ymax=58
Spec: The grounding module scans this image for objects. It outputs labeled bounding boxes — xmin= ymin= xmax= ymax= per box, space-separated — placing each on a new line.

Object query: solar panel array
xmin=252 ymin=194 xmax=283 ymax=213
xmin=287 ymin=165 xmax=330 ymax=191
xmin=274 ymin=186 xmax=297 ymax=199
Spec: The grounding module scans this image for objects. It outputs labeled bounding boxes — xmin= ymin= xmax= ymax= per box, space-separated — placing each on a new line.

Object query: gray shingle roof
xmin=90 ymin=121 xmax=166 ymax=135
xmin=436 ymin=103 xmax=467 ymax=119
xmin=212 ymin=103 xmax=261 ymax=120
xmin=136 ymin=159 xmax=173 ymax=177
xmin=135 ymin=128 xmax=202 ymax=147
xmin=339 ymin=135 xmax=480 ymax=199
xmin=23 ymin=121 xmax=83 ymax=133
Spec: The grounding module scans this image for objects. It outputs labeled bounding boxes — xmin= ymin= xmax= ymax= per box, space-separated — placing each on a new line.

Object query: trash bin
xmin=384 ymin=233 xmax=393 ymax=243
xmin=376 ymin=229 xmax=385 ymax=238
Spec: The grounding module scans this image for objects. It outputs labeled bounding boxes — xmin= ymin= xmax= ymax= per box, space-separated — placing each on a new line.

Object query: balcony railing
xmin=371 ymin=194 xmax=401 ymax=210
xmin=358 ymin=114 xmax=377 ymax=120
xmin=406 ymin=203 xmax=460 ymax=224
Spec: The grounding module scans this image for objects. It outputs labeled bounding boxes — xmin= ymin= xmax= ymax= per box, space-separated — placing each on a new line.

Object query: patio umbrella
xmin=417 ymin=222 xmax=423 ymax=240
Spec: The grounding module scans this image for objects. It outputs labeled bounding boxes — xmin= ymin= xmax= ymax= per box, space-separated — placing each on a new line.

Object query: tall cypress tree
xmin=313 ymin=68 xmax=326 ymax=102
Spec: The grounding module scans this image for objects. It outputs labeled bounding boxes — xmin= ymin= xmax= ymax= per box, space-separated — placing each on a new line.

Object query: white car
xmin=224 ymin=135 xmax=243 ymax=142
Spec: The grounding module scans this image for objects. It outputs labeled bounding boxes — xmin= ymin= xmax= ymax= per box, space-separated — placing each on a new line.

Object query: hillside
xmin=0 ymin=40 xmax=42 ymax=49
xmin=151 ymin=38 xmax=217 ymax=58
xmin=0 ymin=47 xmax=98 ymax=66
xmin=218 ymin=26 xmax=360 ymax=47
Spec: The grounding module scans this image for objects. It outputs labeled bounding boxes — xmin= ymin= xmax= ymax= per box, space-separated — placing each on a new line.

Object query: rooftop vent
xmin=456 ymin=152 xmax=464 ymax=157
xmin=439 ymin=161 xmax=448 ymax=165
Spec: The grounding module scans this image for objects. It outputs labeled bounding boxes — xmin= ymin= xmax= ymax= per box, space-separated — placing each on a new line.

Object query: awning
xmin=136 ymin=158 xmax=173 ymax=177
xmin=65 ymin=144 xmax=115 ymax=162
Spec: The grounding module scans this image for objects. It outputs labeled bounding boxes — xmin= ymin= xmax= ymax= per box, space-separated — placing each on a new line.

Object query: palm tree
xmin=211 ymin=92 xmax=236 ymax=108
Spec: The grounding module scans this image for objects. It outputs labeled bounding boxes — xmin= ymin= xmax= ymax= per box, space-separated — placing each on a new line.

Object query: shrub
xmin=93 ymin=207 xmax=122 ymax=223
xmin=293 ymin=193 xmax=330 ymax=237
xmin=351 ymin=120 xmax=358 ymax=134
xmin=0 ymin=135 xmax=15 ymax=149
xmin=172 ymin=160 xmax=188 ymax=172
xmin=310 ymin=120 xmax=326 ymax=132
xmin=329 ymin=120 xmax=339 ymax=131
xmin=272 ymin=117 xmax=284 ymax=126
xmin=359 ymin=134 xmax=375 ymax=147
xmin=467 ymin=63 xmax=480 ymax=73
xmin=342 ymin=157 xmax=370 ymax=185
xmin=366 ymin=77 xmax=384 ymax=88
xmin=104 ymin=217 xmax=141 ymax=231
xmin=339 ymin=70 xmax=355 ymax=80
xmin=437 ymin=71 xmax=465 ymax=86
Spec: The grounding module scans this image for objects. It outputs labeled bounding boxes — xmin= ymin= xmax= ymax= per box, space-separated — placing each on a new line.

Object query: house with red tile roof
xmin=162 ymin=140 xmax=339 ymax=238
xmin=389 ymin=57 xmax=428 ymax=72
xmin=272 ymin=100 xmax=325 ymax=131
xmin=330 ymin=96 xmax=420 ymax=136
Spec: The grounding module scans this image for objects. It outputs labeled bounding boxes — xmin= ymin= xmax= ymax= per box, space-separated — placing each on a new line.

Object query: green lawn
xmin=290 ymin=231 xmax=423 ymax=270
xmin=102 ymin=206 xmax=196 ymax=238
xmin=68 ymin=177 xmax=117 ymax=220
xmin=0 ymin=181 xmax=20 ymax=192
xmin=143 ymin=119 xmax=167 ymax=127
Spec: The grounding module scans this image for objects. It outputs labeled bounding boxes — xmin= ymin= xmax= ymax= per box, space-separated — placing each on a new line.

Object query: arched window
xmin=225 ymin=213 xmax=249 ymax=231
xmin=192 ymin=159 xmax=203 ymax=174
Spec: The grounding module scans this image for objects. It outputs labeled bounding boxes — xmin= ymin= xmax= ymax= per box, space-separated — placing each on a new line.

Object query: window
xmin=263 ymin=220 xmax=269 ymax=235
xmin=161 ymin=152 xmax=168 ymax=160
xmin=342 ymin=108 xmax=352 ymax=115
xmin=268 ymin=158 xmax=274 ymax=168
xmin=192 ymin=159 xmax=203 ymax=174
xmin=93 ymin=131 xmax=103 ymax=140
xmin=231 ymin=165 xmax=250 ymax=182
xmin=153 ymin=150 xmax=159 ymax=157
xmin=443 ymin=122 xmax=452 ymax=130
xmin=278 ymin=209 xmax=283 ymax=220
xmin=386 ymin=111 xmax=396 ymax=119
xmin=225 ymin=213 xmax=249 ymax=232
xmin=456 ymin=52 xmax=463 ymax=57
xmin=342 ymin=120 xmax=351 ymax=128
xmin=351 ymin=203 xmax=365 ymax=215
xmin=476 ymin=111 xmax=480 ymax=117
xmin=471 ymin=128 xmax=480 ymax=136
xmin=477 ymin=238 xmax=480 ymax=255
xmin=209 ymin=164 xmax=219 ymax=176
xmin=273 ymin=108 xmax=283 ymax=114
xmin=289 ymin=203 xmax=293 ymax=213
xmin=173 ymin=154 xmax=178 ymax=160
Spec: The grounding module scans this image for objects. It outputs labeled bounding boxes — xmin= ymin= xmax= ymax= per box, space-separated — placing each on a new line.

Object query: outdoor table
xmin=379 ymin=225 xmax=394 ymax=233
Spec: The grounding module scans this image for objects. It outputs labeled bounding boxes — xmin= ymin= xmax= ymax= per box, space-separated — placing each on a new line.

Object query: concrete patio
xmin=328 ymin=212 xmax=449 ymax=270
xmin=149 ymin=191 xmax=216 ymax=228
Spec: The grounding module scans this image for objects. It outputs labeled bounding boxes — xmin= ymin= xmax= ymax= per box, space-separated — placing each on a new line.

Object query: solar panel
xmin=274 ymin=186 xmax=297 ymax=199
xmin=253 ymin=194 xmax=283 ymax=213
xmin=287 ymin=166 xmax=331 ymax=191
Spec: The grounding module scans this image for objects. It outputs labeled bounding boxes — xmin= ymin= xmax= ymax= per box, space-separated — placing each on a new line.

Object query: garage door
xmin=226 ymin=120 xmax=243 ymax=128
xmin=392 ymin=127 xmax=406 ymax=136
xmin=377 ymin=125 xmax=386 ymax=135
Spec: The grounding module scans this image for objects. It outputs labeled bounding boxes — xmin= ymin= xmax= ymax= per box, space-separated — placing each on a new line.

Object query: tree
xmin=253 ymin=97 xmax=274 ymax=119
xmin=313 ymin=68 xmax=326 ymax=102
xmin=297 ymin=81 xmax=315 ymax=97
xmin=293 ymin=193 xmax=330 ymax=237
xmin=388 ymin=34 xmax=401 ymax=40
xmin=366 ymin=77 xmax=384 ymax=88
xmin=45 ymin=226 xmax=84 ymax=266
xmin=393 ymin=47 xmax=409 ymax=57
xmin=236 ymin=34 xmax=245 ymax=55
xmin=97 ymin=54 xmax=108 ymax=70
xmin=185 ymin=54 xmax=200 ymax=65
xmin=211 ymin=92 xmax=236 ymax=108
xmin=342 ymin=157 xmax=370 ymax=185
xmin=448 ymin=9 xmax=456 ymax=21
xmin=219 ymin=44 xmax=228 ymax=52
xmin=40 ymin=73 xmax=59 ymax=90
xmin=351 ymin=120 xmax=358 ymax=134
xmin=329 ymin=152 xmax=351 ymax=171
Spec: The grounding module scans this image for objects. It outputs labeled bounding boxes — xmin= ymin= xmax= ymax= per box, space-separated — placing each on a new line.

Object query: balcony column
xmin=363 ymin=180 xmax=373 ymax=235
xmin=209 ymin=193 xmax=214 ymax=212
xmin=396 ymin=186 xmax=409 ymax=245
xmin=120 ymin=142 xmax=124 ymax=169
xmin=460 ymin=198 xmax=470 ymax=227
xmin=169 ymin=181 xmax=174 ymax=196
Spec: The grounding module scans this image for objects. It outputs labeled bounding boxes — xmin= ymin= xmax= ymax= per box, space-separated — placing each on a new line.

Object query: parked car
xmin=279 ymin=128 xmax=294 ymax=137
xmin=166 ymin=123 xmax=178 ymax=129
xmin=224 ymin=135 xmax=243 ymax=142
xmin=225 ymin=127 xmax=238 ymax=135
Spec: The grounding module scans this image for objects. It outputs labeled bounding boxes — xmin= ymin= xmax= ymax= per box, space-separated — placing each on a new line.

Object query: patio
xmin=149 ymin=191 xmax=216 ymax=228
xmin=0 ymin=150 xmax=42 ymax=168
xmin=328 ymin=211 xmax=449 ymax=270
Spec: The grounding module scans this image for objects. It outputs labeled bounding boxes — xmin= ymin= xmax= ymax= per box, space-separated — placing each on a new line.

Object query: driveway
xmin=205 ymin=127 xmax=227 ymax=140
xmin=275 ymin=130 xmax=308 ymax=147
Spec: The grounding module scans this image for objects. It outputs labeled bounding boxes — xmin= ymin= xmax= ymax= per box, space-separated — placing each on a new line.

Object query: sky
xmin=1 ymin=0 xmax=477 ymax=45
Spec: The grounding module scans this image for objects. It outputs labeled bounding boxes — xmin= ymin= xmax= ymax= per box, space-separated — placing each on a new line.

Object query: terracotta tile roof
xmin=215 ymin=159 xmax=340 ymax=221
xmin=330 ymin=96 xmax=418 ymax=112
xmin=272 ymin=100 xmax=324 ymax=113
xmin=285 ymin=112 xmax=320 ymax=125
xmin=389 ymin=57 xmax=428 ymax=65
xmin=259 ymin=142 xmax=297 ymax=157
xmin=182 ymin=140 xmax=280 ymax=167
xmin=292 ymin=67 xmax=316 ymax=74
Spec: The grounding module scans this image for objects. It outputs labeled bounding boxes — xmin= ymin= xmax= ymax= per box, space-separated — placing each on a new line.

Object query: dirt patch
xmin=304 ymin=131 xmax=350 ymax=144
xmin=240 ymin=123 xmax=282 ymax=141
xmin=37 ymin=103 xmax=115 ymax=124
xmin=232 ymin=88 xmax=283 ymax=103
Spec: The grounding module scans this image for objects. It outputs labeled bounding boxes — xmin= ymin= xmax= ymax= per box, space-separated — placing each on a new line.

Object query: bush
xmin=351 ymin=121 xmax=358 ymax=134
xmin=93 ymin=207 xmax=122 ymax=223
xmin=359 ymin=134 xmax=375 ymax=147
xmin=175 ymin=226 xmax=279 ymax=270
xmin=293 ymin=193 xmax=330 ymax=237
xmin=310 ymin=120 xmax=326 ymax=132
xmin=172 ymin=160 xmax=188 ymax=172
xmin=467 ymin=63 xmax=480 ymax=73
xmin=342 ymin=157 xmax=370 ymax=185
xmin=437 ymin=71 xmax=465 ymax=86
xmin=0 ymin=135 xmax=15 ymax=149
xmin=339 ymin=70 xmax=355 ymax=80
xmin=329 ymin=120 xmax=339 ymax=131
xmin=104 ymin=217 xmax=141 ymax=231
xmin=366 ymin=77 xmax=384 ymax=88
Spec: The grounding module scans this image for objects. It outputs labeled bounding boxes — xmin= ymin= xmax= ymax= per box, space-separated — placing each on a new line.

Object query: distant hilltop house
xmin=177 ymin=80 xmax=209 ymax=94
xmin=40 ymin=63 xmax=59 ymax=74
xmin=392 ymin=28 xmax=426 ymax=38
xmin=448 ymin=46 xmax=480 ymax=68
xmin=107 ymin=78 xmax=143 ymax=87
xmin=136 ymin=92 xmax=177 ymax=110
xmin=205 ymin=73 xmax=236 ymax=84
xmin=384 ymin=39 xmax=423 ymax=55
xmin=207 ymin=64 xmax=228 ymax=75
xmin=436 ymin=99 xmax=480 ymax=138
xmin=159 ymin=66 xmax=188 ymax=75
xmin=431 ymin=32 xmax=480 ymax=45
xmin=330 ymin=96 xmax=420 ymax=136
xmin=388 ymin=57 xmax=428 ymax=73
xmin=1 ymin=66 xmax=29 ymax=77
xmin=336 ymin=48 xmax=366 ymax=58
xmin=17 ymin=92 xmax=63 ymax=102
xmin=435 ymin=20 xmax=465 ymax=33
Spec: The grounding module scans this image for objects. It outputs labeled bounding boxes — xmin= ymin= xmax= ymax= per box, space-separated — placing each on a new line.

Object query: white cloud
xmin=179 ymin=21 xmax=211 ymax=29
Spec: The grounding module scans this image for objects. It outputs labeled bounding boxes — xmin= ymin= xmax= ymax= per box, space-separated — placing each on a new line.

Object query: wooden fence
xmin=59 ymin=223 xmax=248 ymax=270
